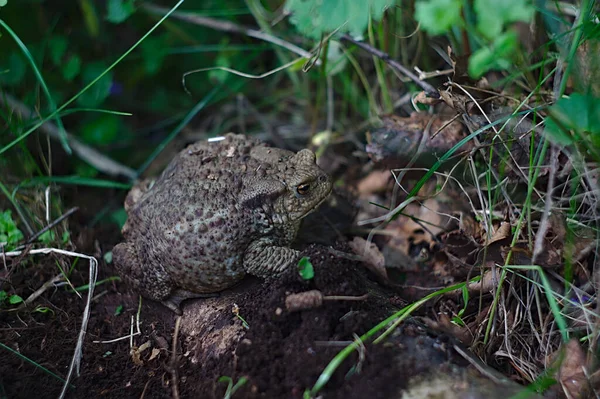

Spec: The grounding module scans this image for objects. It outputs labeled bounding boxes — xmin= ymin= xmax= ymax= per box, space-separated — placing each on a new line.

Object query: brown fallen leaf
xmin=349 ymin=237 xmax=387 ymax=280
xmin=356 ymin=170 xmax=391 ymax=195
xmin=148 ymin=347 xmax=161 ymax=361
xmin=130 ymin=340 xmax=152 ymax=366
xmin=423 ymin=313 xmax=474 ymax=346
xmin=485 ymin=222 xmax=511 ymax=245
xmin=555 ymin=339 xmax=588 ymax=399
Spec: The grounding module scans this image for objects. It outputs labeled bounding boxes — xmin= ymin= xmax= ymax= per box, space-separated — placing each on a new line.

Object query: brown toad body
xmin=113 ymin=134 xmax=332 ymax=314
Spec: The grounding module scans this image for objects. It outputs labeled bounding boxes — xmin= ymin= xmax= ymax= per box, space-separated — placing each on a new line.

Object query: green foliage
xmin=114 ymin=304 xmax=123 ymax=316
xmin=110 ymin=208 xmax=128 ymax=229
xmin=0 ymin=0 xmax=7 ymax=7
xmin=62 ymin=55 xmax=82 ymax=81
xmin=297 ymin=257 xmax=315 ymax=280
xmin=81 ymin=114 xmax=120 ymax=145
xmin=545 ymin=93 xmax=600 ymax=148
xmin=285 ymin=0 xmax=396 ymax=39
xmin=468 ymin=31 xmax=518 ymax=78
xmin=0 ymin=210 xmax=24 ymax=250
xmin=0 ymin=290 xmax=23 ymax=307
xmin=414 ymin=0 xmax=535 ymax=78
xmin=48 ymin=36 xmax=68 ymax=66
xmin=106 ymin=0 xmax=136 ymax=24
xmin=140 ymin=35 xmax=168 ymax=75
xmin=0 ymin=52 xmax=26 ymax=86
xmin=33 ymin=305 xmax=54 ymax=314
xmin=77 ymin=63 xmax=113 ymax=108
xmin=414 ymin=0 xmax=462 ymax=35
xmin=38 ymin=230 xmax=55 ymax=244
xmin=451 ymin=285 xmax=470 ymax=326
xmin=474 ymin=0 xmax=533 ymax=40
xmin=218 ymin=376 xmax=248 ymax=399
xmin=48 ymin=36 xmax=82 ymax=81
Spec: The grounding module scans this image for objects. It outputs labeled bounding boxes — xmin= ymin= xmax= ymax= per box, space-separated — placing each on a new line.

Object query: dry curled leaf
xmin=485 ymin=222 xmax=511 ymax=245
xmin=555 ymin=339 xmax=588 ymax=399
xmin=148 ymin=347 xmax=161 ymax=361
xmin=356 ymin=170 xmax=391 ymax=195
xmin=349 ymin=237 xmax=387 ymax=280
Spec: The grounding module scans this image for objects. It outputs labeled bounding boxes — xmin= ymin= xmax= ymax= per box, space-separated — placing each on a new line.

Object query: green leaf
xmin=9 ymin=294 xmax=23 ymax=305
xmin=62 ymin=55 xmax=82 ymax=81
xmin=140 ymin=35 xmax=168 ymax=75
xmin=0 ymin=210 xmax=24 ymax=249
xmin=81 ymin=114 xmax=120 ymax=145
xmin=286 ymin=0 xmax=396 ymax=39
xmin=414 ymin=0 xmax=463 ymax=35
xmin=114 ymin=304 xmax=123 ymax=316
xmin=0 ymin=52 xmax=27 ymax=86
xmin=33 ymin=306 xmax=54 ymax=314
xmin=77 ymin=63 xmax=113 ymax=108
xmin=0 ymin=291 xmax=7 ymax=302
xmin=106 ymin=0 xmax=136 ymax=24
xmin=544 ymin=93 xmax=600 ymax=146
xmin=297 ymin=257 xmax=315 ymax=280
xmin=474 ymin=0 xmax=534 ymax=39
xmin=209 ymin=51 xmax=231 ymax=84
xmin=38 ymin=230 xmax=55 ymax=244
xmin=110 ymin=208 xmax=128 ymax=229
xmin=48 ymin=36 xmax=68 ymax=66
xmin=0 ymin=0 xmax=6 ymax=7
xmin=468 ymin=31 xmax=518 ymax=78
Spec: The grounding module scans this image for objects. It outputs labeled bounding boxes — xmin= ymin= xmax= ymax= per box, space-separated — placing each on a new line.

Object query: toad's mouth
xmin=297 ymin=186 xmax=333 ymax=219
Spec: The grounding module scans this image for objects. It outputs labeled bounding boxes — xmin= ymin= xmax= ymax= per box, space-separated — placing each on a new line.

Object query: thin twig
xmin=0 ymin=93 xmax=137 ymax=180
xmin=2 ymin=247 xmax=97 ymax=399
xmin=169 ymin=316 xmax=182 ymax=399
xmin=15 ymin=274 xmax=64 ymax=310
xmin=24 ymin=206 xmax=78 ymax=245
xmin=141 ymin=3 xmax=316 ymax=63
xmin=532 ymin=145 xmax=559 ymax=264
xmin=338 ymin=33 xmax=439 ymax=98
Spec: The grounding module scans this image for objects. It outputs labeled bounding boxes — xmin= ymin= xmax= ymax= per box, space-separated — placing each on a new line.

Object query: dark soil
xmin=0 ymin=189 xmax=529 ymax=399
xmin=0 ymin=221 xmax=410 ymax=399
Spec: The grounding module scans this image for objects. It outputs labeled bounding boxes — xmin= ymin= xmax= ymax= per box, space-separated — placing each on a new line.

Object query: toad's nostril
xmin=318 ymin=175 xmax=327 ymax=183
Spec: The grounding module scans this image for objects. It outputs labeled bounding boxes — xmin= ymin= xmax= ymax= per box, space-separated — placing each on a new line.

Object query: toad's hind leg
xmin=113 ymin=241 xmax=175 ymax=306
xmin=162 ymin=290 xmax=220 ymax=315
xmin=113 ymin=242 xmax=219 ymax=314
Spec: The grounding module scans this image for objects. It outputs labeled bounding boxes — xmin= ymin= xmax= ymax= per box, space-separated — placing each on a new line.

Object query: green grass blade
xmin=0 ymin=341 xmax=74 ymax=388
xmin=136 ymin=84 xmax=222 ymax=175
xmin=21 ymin=176 xmax=132 ymax=189
xmin=309 ymin=277 xmax=481 ymax=396
xmin=0 ymin=19 xmax=70 ymax=154
xmin=0 ymin=0 xmax=185 ymax=158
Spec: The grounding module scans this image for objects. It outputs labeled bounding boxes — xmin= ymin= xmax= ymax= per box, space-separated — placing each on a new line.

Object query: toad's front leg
xmin=242 ymin=240 xmax=300 ymax=278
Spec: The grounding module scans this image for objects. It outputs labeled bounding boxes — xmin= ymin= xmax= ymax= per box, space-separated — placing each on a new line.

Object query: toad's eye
xmin=296 ymin=183 xmax=311 ymax=196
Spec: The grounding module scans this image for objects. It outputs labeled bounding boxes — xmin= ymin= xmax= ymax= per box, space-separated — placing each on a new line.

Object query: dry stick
xmin=168 ymin=316 xmax=183 ymax=399
xmin=23 ymin=206 xmax=79 ymax=245
xmin=141 ymin=3 xmax=316 ymax=62
xmin=338 ymin=33 xmax=439 ymax=99
xmin=15 ymin=273 xmax=64 ymax=309
xmin=532 ymin=145 xmax=558 ymax=264
xmin=0 ymin=93 xmax=136 ymax=180
xmin=2 ymin=247 xmax=97 ymax=399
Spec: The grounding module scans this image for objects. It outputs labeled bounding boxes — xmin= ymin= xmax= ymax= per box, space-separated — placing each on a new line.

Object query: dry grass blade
xmin=1 ymin=247 xmax=98 ymax=399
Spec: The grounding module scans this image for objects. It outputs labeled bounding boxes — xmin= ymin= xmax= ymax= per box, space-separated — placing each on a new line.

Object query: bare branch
xmin=141 ymin=3 xmax=315 ymax=62
xmin=338 ymin=33 xmax=439 ymax=99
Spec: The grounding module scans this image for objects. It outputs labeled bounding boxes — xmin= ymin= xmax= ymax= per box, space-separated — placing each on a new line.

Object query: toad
xmin=113 ymin=134 xmax=332 ymax=314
